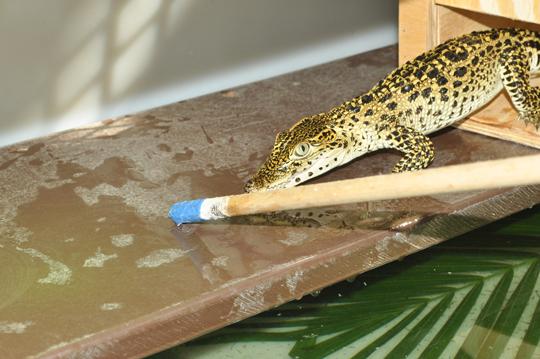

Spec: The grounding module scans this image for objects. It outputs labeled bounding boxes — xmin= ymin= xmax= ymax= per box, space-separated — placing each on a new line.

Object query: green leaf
xmin=456 ymin=268 xmax=513 ymax=358
xmin=477 ymin=259 xmax=539 ymax=358
xmin=421 ymin=281 xmax=482 ymax=358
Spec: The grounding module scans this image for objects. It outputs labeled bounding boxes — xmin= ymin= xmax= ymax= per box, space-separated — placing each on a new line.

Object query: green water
xmin=153 ymin=207 xmax=540 ymax=359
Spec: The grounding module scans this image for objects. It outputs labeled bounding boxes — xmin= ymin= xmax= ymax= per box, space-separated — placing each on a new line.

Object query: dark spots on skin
xmin=319 ymin=167 xmax=323 ymax=170
xmin=437 ymin=77 xmax=448 ymax=86
xmin=308 ymin=172 xmax=313 ymax=177
xmin=441 ymin=95 xmax=449 ymax=102
xmin=440 ymin=87 xmax=448 ymax=95
xmin=387 ymin=101 xmax=397 ymax=110
xmin=452 ymin=100 xmax=458 ymax=108
xmin=427 ymin=68 xmax=439 ymax=78
xmin=365 ymin=109 xmax=373 ymax=116
xmin=472 ymin=56 xmax=479 ymax=65
xmin=495 ymin=41 xmax=502 ymax=48
xmin=453 ymin=80 xmax=462 ymax=88
xmin=401 ymin=84 xmax=413 ymax=93
xmin=480 ymin=50 xmax=485 ymax=57
xmin=414 ymin=68 xmax=424 ymax=79
xmin=487 ymin=45 xmax=493 ymax=52
xmin=454 ymin=67 xmax=467 ymax=77
xmin=433 ymin=110 xmax=442 ymax=116
xmin=379 ymin=93 xmax=392 ymax=102
xmin=352 ymin=116 xmax=359 ymax=122
xmin=409 ymin=91 xmax=420 ymax=102
xmin=334 ymin=158 xmax=338 ymax=161
xmin=422 ymin=88 xmax=432 ymax=98
xmin=415 ymin=106 xmax=423 ymax=114
xmin=444 ymin=51 xmax=457 ymax=61
xmin=361 ymin=94 xmax=373 ymax=104
xmin=405 ymin=109 xmax=413 ymax=116
xmin=347 ymin=105 xmax=360 ymax=113
xmin=456 ymin=50 xmax=468 ymax=61
xmin=295 ymin=178 xmax=301 ymax=183
xmin=463 ymin=85 xmax=470 ymax=92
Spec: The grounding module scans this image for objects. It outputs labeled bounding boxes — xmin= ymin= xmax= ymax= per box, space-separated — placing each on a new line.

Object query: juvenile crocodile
xmin=245 ymin=28 xmax=540 ymax=192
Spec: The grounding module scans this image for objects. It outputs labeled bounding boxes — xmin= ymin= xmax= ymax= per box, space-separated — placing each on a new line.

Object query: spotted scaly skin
xmin=245 ymin=28 xmax=540 ymax=192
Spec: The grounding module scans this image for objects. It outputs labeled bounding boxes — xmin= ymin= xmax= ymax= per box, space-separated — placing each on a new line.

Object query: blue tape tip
xmin=169 ymin=199 xmax=205 ymax=225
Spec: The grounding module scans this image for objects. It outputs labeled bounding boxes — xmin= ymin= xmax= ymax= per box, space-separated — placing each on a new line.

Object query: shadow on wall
xmin=0 ymin=0 xmax=397 ymax=146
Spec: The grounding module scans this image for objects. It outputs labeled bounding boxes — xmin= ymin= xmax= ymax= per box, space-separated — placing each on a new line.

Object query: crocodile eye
xmin=293 ymin=143 xmax=310 ymax=158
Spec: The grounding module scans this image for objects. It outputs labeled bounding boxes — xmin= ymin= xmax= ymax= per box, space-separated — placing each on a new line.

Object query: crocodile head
xmin=245 ymin=114 xmax=355 ymax=192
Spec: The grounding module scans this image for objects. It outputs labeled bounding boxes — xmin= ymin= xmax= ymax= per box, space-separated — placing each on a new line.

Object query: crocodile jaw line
xmin=252 ymin=148 xmax=353 ymax=192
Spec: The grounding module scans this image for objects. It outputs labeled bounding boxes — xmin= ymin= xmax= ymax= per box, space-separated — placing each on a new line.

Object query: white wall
xmin=0 ymin=0 xmax=397 ymax=146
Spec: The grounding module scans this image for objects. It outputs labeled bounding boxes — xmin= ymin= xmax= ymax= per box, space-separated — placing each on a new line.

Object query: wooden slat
xmin=435 ymin=0 xmax=540 ymax=24
xmin=398 ymin=0 xmax=434 ymax=65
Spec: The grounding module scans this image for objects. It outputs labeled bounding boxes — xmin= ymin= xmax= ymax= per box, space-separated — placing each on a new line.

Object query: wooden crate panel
xmin=398 ymin=0 xmax=433 ymax=64
xmin=436 ymin=0 xmax=540 ymax=24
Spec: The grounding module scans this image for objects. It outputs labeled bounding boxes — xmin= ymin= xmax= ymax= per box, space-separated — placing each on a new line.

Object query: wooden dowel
xmin=226 ymin=154 xmax=540 ymax=216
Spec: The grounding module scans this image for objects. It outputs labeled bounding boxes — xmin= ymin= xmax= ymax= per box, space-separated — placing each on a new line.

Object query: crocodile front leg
xmin=383 ymin=125 xmax=435 ymax=173
xmin=499 ymin=46 xmax=540 ymax=128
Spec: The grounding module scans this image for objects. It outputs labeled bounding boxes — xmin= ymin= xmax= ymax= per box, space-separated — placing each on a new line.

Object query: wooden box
xmin=399 ymin=0 xmax=540 ymax=148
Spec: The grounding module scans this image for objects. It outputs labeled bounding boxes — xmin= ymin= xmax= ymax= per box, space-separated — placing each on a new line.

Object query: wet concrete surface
xmin=1 ymin=45 xmax=539 ymax=358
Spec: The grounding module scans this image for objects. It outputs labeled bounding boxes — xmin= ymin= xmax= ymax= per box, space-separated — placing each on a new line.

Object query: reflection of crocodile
xmin=223 ymin=206 xmax=427 ymax=232
xmin=245 ymin=28 xmax=540 ymax=192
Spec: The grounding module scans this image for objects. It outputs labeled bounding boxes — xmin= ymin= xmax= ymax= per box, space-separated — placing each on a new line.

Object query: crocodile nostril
xmin=244 ymin=179 xmax=254 ymax=192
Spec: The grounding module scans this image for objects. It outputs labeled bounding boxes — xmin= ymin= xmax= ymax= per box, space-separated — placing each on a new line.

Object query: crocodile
xmin=244 ymin=28 xmax=540 ymax=193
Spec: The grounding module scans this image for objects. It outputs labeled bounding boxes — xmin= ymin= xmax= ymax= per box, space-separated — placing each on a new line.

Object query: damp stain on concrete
xmin=16 ymin=247 xmax=71 ymax=285
xmin=111 ymin=234 xmax=135 ymax=247
xmin=83 ymin=248 xmax=118 ymax=268
xmin=135 ymin=248 xmax=190 ymax=268
xmin=100 ymin=303 xmax=123 ymax=311
xmin=0 ymin=321 xmax=34 ymax=334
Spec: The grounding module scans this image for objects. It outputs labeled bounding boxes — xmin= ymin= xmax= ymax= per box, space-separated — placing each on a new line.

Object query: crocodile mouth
xmin=244 ymin=174 xmax=296 ymax=193
xmin=245 ymin=148 xmax=351 ymax=193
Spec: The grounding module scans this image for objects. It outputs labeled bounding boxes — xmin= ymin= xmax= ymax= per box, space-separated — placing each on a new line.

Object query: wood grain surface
xmin=436 ymin=0 xmax=540 ymax=24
